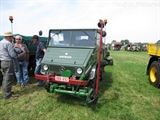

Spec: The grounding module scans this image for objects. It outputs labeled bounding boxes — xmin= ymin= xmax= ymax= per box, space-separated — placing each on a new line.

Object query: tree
xmin=111 ymin=40 xmax=116 ymax=45
xmin=124 ymin=39 xmax=129 ymax=44
xmin=121 ymin=39 xmax=130 ymax=45
xmin=137 ymin=42 xmax=142 ymax=51
xmin=121 ymin=40 xmax=125 ymax=45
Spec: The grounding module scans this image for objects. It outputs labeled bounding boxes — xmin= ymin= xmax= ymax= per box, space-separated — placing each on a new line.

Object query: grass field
xmin=0 ymin=50 xmax=160 ymax=120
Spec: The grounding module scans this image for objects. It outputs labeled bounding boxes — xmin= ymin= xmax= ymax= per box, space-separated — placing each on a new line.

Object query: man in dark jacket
xmin=32 ymin=35 xmax=46 ymax=86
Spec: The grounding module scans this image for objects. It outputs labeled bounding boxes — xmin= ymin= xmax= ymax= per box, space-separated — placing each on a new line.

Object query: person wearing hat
xmin=0 ymin=31 xmax=18 ymax=100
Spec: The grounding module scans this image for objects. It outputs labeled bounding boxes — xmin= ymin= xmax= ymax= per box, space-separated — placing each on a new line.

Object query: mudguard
xmin=89 ymin=64 xmax=97 ymax=80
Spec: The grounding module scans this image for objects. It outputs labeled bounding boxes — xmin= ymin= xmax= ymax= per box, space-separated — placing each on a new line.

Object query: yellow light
xmin=9 ymin=16 xmax=13 ymax=20
xmin=104 ymin=19 xmax=107 ymax=23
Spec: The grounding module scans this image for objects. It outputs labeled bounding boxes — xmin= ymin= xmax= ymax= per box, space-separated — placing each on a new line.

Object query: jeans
xmin=35 ymin=58 xmax=44 ymax=86
xmin=15 ymin=60 xmax=29 ymax=85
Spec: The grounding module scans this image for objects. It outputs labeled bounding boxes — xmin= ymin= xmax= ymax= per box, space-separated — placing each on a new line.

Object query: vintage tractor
xmin=35 ymin=19 xmax=113 ymax=105
xmin=146 ymin=40 xmax=160 ymax=88
xmin=113 ymin=42 xmax=122 ymax=50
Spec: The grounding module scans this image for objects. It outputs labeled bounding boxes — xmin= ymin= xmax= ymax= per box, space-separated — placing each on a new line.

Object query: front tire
xmin=149 ymin=61 xmax=160 ymax=88
xmin=86 ymin=78 xmax=98 ymax=105
xmin=44 ymin=80 xmax=50 ymax=92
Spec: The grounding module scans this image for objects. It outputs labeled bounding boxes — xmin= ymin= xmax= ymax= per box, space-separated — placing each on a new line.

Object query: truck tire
xmin=109 ymin=59 xmax=113 ymax=65
xmin=86 ymin=79 xmax=98 ymax=105
xmin=149 ymin=61 xmax=160 ymax=88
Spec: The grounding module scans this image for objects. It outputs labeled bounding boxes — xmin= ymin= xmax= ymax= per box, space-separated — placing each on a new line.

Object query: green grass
xmin=0 ymin=50 xmax=160 ymax=120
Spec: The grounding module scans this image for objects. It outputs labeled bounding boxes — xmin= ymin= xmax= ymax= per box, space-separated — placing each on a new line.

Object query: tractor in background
xmin=113 ymin=42 xmax=122 ymax=50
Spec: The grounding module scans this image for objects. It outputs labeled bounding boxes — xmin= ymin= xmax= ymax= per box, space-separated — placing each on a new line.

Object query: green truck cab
xmin=35 ymin=20 xmax=113 ymax=105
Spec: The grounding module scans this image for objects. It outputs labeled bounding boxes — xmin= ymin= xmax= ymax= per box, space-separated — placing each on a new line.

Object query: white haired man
xmin=14 ymin=35 xmax=30 ymax=87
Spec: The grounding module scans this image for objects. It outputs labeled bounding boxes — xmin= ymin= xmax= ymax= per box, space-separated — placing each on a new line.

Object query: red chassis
xmin=35 ymin=74 xmax=87 ymax=86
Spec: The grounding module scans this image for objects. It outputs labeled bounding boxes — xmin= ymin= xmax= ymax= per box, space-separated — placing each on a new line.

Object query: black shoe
xmin=21 ymin=85 xmax=25 ymax=88
xmin=37 ymin=84 xmax=43 ymax=87
xmin=24 ymin=83 xmax=30 ymax=87
xmin=5 ymin=96 xmax=18 ymax=100
xmin=9 ymin=96 xmax=18 ymax=100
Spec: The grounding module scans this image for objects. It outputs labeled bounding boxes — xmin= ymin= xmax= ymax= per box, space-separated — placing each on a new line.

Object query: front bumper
xmin=35 ymin=74 xmax=87 ymax=86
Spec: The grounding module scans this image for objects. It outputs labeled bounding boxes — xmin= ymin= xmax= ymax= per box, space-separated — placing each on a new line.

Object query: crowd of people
xmin=0 ymin=31 xmax=46 ymax=100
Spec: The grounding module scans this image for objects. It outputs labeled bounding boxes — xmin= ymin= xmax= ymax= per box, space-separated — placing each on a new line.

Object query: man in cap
xmin=0 ymin=31 xmax=17 ymax=100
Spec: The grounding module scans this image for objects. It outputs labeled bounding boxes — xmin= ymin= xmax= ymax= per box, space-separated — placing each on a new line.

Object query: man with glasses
xmin=14 ymin=35 xmax=29 ymax=87
xmin=0 ymin=32 xmax=17 ymax=100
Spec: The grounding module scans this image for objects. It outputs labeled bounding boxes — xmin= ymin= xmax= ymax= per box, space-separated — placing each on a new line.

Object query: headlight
xmin=77 ymin=67 xmax=83 ymax=74
xmin=43 ymin=64 xmax=49 ymax=71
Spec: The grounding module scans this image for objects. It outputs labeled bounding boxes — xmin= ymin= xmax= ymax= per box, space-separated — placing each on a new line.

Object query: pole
xmin=104 ymin=24 xmax=106 ymax=44
xmin=9 ymin=16 xmax=13 ymax=33
xmin=9 ymin=16 xmax=13 ymax=43
xmin=96 ymin=19 xmax=104 ymax=94
xmin=11 ymin=22 xmax=13 ymax=33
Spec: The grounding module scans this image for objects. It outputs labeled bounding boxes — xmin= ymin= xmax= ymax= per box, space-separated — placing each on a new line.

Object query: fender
xmin=146 ymin=56 xmax=158 ymax=75
xmin=106 ymin=56 xmax=112 ymax=61
xmin=89 ymin=64 xmax=97 ymax=80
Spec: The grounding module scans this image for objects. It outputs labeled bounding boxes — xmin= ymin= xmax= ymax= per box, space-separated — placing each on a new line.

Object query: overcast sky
xmin=0 ymin=0 xmax=160 ymax=43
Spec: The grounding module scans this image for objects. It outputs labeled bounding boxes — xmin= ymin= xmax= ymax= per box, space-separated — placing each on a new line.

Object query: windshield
xmin=49 ymin=30 xmax=96 ymax=47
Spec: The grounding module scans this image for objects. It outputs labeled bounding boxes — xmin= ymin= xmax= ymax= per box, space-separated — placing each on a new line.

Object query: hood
xmin=42 ymin=47 xmax=94 ymax=66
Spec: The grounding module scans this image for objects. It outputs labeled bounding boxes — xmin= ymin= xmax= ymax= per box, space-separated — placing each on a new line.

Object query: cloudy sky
xmin=0 ymin=0 xmax=159 ymax=43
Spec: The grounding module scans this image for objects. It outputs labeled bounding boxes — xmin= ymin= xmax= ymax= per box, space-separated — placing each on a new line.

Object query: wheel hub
xmin=150 ymin=67 xmax=157 ymax=82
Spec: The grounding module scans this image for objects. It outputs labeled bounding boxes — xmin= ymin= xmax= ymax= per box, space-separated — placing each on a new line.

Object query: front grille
xmin=50 ymin=65 xmax=76 ymax=75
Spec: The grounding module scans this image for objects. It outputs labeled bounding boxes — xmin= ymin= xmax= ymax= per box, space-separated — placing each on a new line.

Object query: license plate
xmin=55 ymin=76 xmax=69 ymax=82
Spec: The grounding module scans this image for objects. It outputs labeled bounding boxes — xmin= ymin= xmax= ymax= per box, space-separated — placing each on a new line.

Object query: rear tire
xmin=109 ymin=59 xmax=113 ymax=65
xmin=100 ymin=68 xmax=104 ymax=81
xmin=149 ymin=61 xmax=160 ymax=88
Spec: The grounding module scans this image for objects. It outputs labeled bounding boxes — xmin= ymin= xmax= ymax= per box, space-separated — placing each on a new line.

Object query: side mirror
xmin=39 ymin=30 xmax=43 ymax=36
xmin=102 ymin=31 xmax=107 ymax=37
xmin=97 ymin=22 xmax=104 ymax=28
